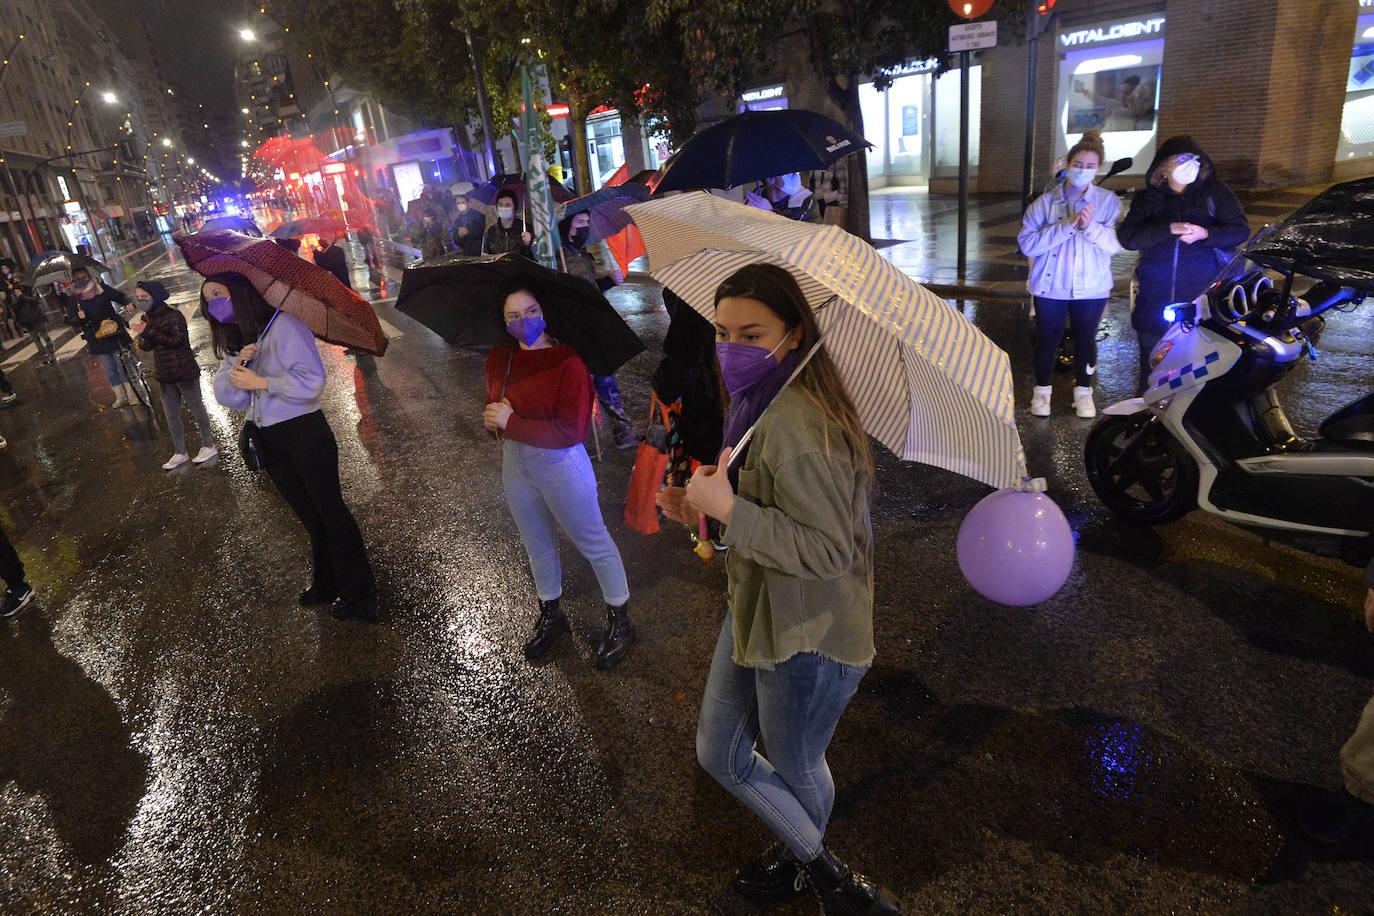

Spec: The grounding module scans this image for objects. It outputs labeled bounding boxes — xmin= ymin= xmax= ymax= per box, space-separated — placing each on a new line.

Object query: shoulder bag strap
xmin=248 ymin=309 xmax=282 ymax=425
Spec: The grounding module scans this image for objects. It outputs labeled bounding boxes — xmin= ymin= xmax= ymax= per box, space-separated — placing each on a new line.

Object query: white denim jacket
xmin=1018 ymin=182 xmax=1122 ymax=300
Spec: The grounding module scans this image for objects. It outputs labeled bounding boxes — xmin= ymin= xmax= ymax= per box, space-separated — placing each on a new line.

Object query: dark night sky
xmin=91 ymin=0 xmax=240 ymax=115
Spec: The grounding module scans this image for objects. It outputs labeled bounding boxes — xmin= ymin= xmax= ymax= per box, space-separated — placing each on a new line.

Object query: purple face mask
xmin=206 ymin=295 xmax=236 ymax=324
xmin=507 ymin=315 xmax=546 ymax=347
xmin=716 ymin=335 xmax=791 ymax=397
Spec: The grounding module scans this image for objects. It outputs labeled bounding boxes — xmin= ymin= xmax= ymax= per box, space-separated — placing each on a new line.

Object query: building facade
xmin=0 ymin=0 xmax=189 ymax=262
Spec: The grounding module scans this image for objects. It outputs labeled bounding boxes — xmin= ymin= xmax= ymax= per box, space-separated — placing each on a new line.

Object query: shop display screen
xmin=1067 ymin=65 xmax=1160 ymax=133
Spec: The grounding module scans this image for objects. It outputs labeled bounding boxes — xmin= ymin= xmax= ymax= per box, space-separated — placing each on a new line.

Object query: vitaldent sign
xmin=1060 ymin=16 xmax=1165 ymax=48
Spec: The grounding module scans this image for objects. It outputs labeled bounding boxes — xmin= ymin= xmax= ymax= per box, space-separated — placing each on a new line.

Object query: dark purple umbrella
xmin=559 ymin=184 xmax=652 ymax=245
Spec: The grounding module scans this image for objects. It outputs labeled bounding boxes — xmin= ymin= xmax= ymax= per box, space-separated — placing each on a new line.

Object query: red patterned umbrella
xmin=174 ymin=229 xmax=388 ymax=356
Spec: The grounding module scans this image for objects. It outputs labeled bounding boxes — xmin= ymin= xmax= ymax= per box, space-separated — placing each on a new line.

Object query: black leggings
xmin=257 ymin=410 xmax=375 ymax=600
xmin=1033 ymin=296 xmax=1107 ymax=387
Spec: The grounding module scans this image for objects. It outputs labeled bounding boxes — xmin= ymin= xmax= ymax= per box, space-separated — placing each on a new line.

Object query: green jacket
xmin=723 ymin=387 xmax=874 ymax=668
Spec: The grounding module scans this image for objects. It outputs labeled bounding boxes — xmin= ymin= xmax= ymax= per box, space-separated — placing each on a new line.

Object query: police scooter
xmin=1083 ymin=177 xmax=1374 ymax=566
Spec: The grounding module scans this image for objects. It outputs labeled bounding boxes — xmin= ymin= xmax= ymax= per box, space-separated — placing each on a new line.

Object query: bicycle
xmin=116 ymin=342 xmax=153 ymax=409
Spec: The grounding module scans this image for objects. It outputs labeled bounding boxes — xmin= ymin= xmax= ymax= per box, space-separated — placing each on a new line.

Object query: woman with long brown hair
xmin=656 ymin=263 xmax=898 ymax=915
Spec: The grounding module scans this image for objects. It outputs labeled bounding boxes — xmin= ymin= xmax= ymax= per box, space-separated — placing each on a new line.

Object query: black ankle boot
xmin=523 ymin=598 xmax=569 ymax=660
xmin=593 ymin=602 xmax=635 ymax=670
xmin=731 ymin=841 xmax=808 ymax=904
xmin=803 ymin=847 xmax=900 ymax=915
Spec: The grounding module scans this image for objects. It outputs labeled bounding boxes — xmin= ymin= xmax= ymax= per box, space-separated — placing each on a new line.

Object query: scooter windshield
xmin=1242 ymin=176 xmax=1374 ymax=291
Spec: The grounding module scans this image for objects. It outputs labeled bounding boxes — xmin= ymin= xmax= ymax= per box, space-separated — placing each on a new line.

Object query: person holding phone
xmin=129 ymin=280 xmax=218 ymax=470
xmin=656 ymin=263 xmax=898 ymax=914
xmin=204 ymin=271 xmax=377 ymax=622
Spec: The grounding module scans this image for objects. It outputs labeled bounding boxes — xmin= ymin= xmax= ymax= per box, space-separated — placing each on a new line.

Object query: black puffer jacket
xmin=137 ymin=300 xmax=200 ymax=383
xmin=1118 ymin=136 xmax=1251 ymax=337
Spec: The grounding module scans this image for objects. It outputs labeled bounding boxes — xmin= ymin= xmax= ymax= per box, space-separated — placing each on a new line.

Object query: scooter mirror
xmin=1096 ymin=158 xmax=1133 ymax=185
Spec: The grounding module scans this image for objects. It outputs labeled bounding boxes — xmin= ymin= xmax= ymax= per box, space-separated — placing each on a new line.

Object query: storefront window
xmin=859 ymin=82 xmax=886 ymax=178
xmin=933 ymin=65 xmax=981 ymax=174
xmin=1055 ymin=13 xmax=1165 ymax=174
xmin=586 ymin=115 xmax=625 ymax=190
xmin=1338 ymin=13 xmax=1374 ymax=162
xmin=886 ymin=73 xmax=929 ymax=176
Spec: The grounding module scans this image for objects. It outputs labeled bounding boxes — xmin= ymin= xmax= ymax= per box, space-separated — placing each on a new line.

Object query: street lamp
xmin=239 ymin=28 xmax=256 ymax=42
xmin=101 ymin=91 xmax=117 ymax=104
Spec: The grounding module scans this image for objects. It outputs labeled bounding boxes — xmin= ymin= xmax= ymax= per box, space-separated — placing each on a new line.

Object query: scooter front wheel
xmin=1085 ymin=413 xmax=1198 ymax=524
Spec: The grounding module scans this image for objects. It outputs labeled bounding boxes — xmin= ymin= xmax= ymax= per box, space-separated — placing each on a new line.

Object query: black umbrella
xmin=1242 ymin=177 xmax=1374 ymax=290
xmin=27 ymin=251 xmax=109 ymax=288
xmin=654 ymin=109 xmax=871 ymax=194
xmin=395 ymin=252 xmax=645 ymax=376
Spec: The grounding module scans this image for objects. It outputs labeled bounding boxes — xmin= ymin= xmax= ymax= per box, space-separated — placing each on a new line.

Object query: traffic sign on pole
xmin=948 ymin=20 xmax=998 ymax=52
xmin=949 ymin=0 xmax=994 ymax=18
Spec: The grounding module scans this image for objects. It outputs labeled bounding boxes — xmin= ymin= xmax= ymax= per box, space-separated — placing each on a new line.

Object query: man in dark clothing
xmin=314 ymin=235 xmax=353 ymax=290
xmin=1117 ymin=135 xmax=1250 ymax=388
xmin=482 ymin=189 xmax=534 ymax=258
xmin=0 ymin=522 xmax=35 ymax=618
xmin=451 ymin=195 xmax=486 ymax=256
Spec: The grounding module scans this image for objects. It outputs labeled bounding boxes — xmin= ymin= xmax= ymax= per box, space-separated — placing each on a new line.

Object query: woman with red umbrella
xmin=204 ymin=271 xmax=378 ymax=622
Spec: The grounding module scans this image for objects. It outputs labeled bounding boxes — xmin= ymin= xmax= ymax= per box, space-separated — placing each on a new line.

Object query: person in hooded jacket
xmin=129 ymin=280 xmax=218 ymax=470
xmin=68 ymin=266 xmax=137 ymax=407
xmin=1118 ymin=136 xmax=1250 ymax=388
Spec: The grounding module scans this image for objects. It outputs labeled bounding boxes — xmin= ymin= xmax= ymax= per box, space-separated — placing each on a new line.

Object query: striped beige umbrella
xmin=174 ymin=229 xmax=387 ymax=356
xmin=627 ymin=193 xmax=1028 ymax=489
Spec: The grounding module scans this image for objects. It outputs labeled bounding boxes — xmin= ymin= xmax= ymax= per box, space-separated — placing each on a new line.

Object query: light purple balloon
xmin=957 ymin=489 xmax=1075 ymax=606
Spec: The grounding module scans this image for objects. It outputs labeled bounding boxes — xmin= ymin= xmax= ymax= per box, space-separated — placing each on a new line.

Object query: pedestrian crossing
xmin=0 ymin=327 xmax=81 ymax=369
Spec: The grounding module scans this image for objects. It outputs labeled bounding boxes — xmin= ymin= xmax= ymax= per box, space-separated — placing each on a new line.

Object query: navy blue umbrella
xmin=654 ymin=109 xmax=871 ymax=194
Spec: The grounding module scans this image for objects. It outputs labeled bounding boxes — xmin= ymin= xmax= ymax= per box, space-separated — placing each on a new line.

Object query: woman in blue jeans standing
xmin=483 ymin=279 xmax=634 ymax=670
xmin=657 ymin=264 xmax=898 ymax=915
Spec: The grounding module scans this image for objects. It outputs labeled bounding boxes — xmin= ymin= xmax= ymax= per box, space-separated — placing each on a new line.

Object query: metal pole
xmin=957 ymin=49 xmax=970 ymax=284
xmin=465 ymin=30 xmax=500 ymax=178
xmin=1021 ymin=9 xmax=1038 ymax=213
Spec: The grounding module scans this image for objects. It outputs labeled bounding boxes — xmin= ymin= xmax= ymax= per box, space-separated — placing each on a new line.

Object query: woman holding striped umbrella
xmin=657 ymin=263 xmax=899 ymax=915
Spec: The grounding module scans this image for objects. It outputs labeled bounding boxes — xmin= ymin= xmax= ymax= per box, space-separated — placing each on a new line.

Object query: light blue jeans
xmin=502 ymin=439 xmax=629 ymax=606
xmin=95 ymin=350 xmax=131 ymax=388
xmin=696 ymin=612 xmax=869 ymax=862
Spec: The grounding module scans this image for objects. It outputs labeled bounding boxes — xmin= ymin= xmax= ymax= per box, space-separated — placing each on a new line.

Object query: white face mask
xmin=1172 ymin=159 xmax=1201 ymax=186
xmin=1065 ymin=166 xmax=1096 ymax=188
xmin=457 ymin=202 xmax=467 ymax=213
xmin=497 ymin=206 xmax=514 ymax=221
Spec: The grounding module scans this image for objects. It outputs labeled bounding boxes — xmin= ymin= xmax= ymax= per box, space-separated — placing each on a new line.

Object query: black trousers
xmin=258 ymin=410 xmax=374 ymax=599
xmin=1033 ymin=296 xmax=1107 ymax=387
xmin=0 ymin=365 xmax=12 ymax=395
xmin=0 ymin=523 xmax=24 ymax=589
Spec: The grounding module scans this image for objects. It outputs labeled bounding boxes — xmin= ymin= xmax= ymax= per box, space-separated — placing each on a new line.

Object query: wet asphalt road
xmin=0 ymin=237 xmax=1371 ymax=914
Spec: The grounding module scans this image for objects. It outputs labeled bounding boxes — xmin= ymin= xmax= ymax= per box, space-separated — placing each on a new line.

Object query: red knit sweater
xmin=485 ymin=343 xmax=593 ymax=448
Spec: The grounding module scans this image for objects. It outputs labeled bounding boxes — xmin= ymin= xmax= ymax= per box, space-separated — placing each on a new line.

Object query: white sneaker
xmin=1073 ymin=386 xmax=1096 ymax=419
xmin=1030 ymin=385 xmax=1052 ymax=417
xmin=162 ymin=452 xmax=190 ymax=470
xmin=192 ymin=446 xmax=218 ymax=464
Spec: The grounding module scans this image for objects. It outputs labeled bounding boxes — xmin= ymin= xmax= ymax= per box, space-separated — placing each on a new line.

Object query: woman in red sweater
xmin=484 ymin=280 xmax=635 ymax=669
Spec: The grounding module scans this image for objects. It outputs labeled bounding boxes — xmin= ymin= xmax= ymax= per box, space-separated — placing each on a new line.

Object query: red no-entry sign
xmin=949 ymin=0 xmax=994 ymax=18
